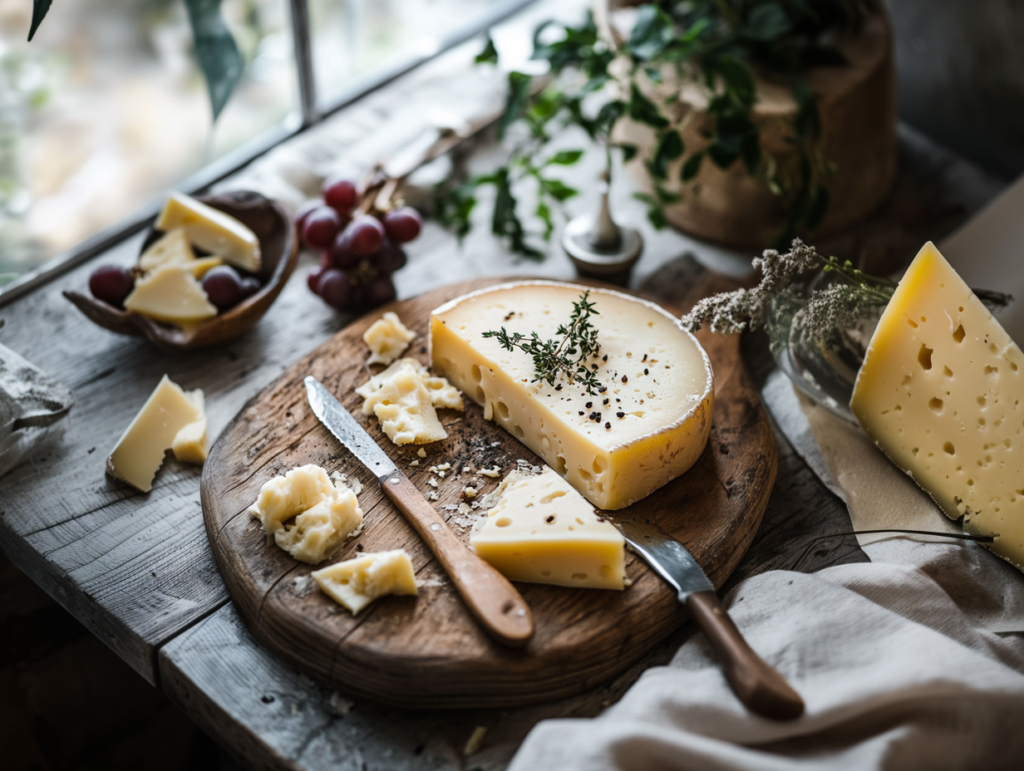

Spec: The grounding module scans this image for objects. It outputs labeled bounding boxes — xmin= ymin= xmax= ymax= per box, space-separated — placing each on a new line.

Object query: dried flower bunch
xmin=682 ymin=240 xmax=1011 ymax=348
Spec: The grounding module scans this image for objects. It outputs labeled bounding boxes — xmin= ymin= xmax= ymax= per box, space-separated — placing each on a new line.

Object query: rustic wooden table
xmin=0 ymin=3 xmax=1006 ymax=768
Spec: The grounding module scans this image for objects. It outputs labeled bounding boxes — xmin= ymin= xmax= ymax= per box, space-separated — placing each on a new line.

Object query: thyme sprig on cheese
xmin=483 ymin=290 xmax=604 ymax=394
xmin=681 ymin=239 xmax=1011 ymax=346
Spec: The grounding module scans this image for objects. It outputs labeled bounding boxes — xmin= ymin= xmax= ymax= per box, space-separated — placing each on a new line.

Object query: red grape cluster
xmin=297 ymin=177 xmax=422 ymax=312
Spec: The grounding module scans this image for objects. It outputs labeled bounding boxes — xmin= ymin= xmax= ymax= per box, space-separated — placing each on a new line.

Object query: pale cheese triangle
xmin=139 ymin=228 xmax=196 ymax=273
xmin=155 ymin=192 xmax=261 ymax=272
xmin=124 ymin=265 xmax=217 ymax=323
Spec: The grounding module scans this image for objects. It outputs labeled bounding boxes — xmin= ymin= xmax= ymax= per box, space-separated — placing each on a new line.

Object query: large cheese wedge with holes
xmin=471 ymin=467 xmax=626 ymax=589
xmin=430 ymin=281 xmax=714 ymax=510
xmin=851 ymin=242 xmax=1024 ymax=569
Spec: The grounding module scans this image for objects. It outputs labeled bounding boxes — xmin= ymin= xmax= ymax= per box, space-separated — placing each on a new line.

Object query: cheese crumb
xmin=437 ymin=463 xmax=451 ymax=472
xmin=417 ymin=448 xmax=427 ymax=458
xmin=409 ymin=459 xmax=420 ymax=467
xmin=463 ymin=486 xmax=478 ymax=499
xmin=363 ymin=312 xmax=416 ymax=366
xmin=427 ymin=478 xmax=439 ymax=488
xmin=426 ymin=491 xmax=439 ymax=501
xmin=479 ymin=466 xmax=501 ymax=478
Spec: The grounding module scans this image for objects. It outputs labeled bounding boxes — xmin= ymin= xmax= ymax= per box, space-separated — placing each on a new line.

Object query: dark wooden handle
xmin=686 ymin=590 xmax=804 ymax=721
xmin=380 ymin=471 xmax=534 ymax=647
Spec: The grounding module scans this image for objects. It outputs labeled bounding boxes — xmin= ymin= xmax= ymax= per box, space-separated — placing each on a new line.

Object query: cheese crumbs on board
xmin=363 ymin=312 xmax=417 ymax=366
xmin=249 ymin=465 xmax=362 ymax=564
xmin=355 ymin=358 xmax=463 ymax=445
xmin=312 ymin=549 xmax=418 ymax=614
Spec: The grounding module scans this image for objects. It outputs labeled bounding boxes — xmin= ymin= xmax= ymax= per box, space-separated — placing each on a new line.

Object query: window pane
xmin=310 ymin=0 xmax=503 ymax=106
xmin=0 ymin=0 xmax=297 ymax=281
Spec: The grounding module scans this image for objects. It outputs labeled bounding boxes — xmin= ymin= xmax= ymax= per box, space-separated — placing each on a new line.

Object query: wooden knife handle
xmin=686 ymin=590 xmax=804 ymax=721
xmin=380 ymin=470 xmax=534 ymax=647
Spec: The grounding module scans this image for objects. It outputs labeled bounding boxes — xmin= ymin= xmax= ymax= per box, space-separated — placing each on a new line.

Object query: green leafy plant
xmin=482 ymin=290 xmax=605 ymax=394
xmin=436 ymin=0 xmax=878 ymax=257
xmin=28 ymin=0 xmax=243 ymax=122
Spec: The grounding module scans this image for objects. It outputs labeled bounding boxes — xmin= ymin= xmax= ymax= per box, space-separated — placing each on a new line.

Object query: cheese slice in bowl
xmin=430 ymin=281 xmax=714 ymax=509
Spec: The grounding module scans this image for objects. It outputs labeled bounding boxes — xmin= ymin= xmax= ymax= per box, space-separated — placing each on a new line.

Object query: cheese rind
xmin=355 ymin=358 xmax=462 ymax=445
xmin=107 ymin=376 xmax=203 ymax=492
xmin=471 ymin=467 xmax=626 ymax=589
xmin=249 ymin=465 xmax=363 ymax=564
xmin=364 ymin=312 xmax=417 ymax=366
xmin=124 ymin=265 xmax=218 ymax=323
xmin=312 ymin=549 xmax=418 ymax=614
xmin=155 ymin=192 xmax=261 ymax=272
xmin=851 ymin=242 xmax=1024 ymax=569
xmin=430 ymin=281 xmax=714 ymax=509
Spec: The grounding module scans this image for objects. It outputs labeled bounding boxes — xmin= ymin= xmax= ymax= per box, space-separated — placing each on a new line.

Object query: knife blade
xmin=304 ymin=377 xmax=533 ymax=647
xmin=615 ymin=516 xmax=804 ymax=721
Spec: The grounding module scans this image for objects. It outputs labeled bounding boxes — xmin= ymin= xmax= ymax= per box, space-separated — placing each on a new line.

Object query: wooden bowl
xmin=64 ymin=191 xmax=298 ymax=354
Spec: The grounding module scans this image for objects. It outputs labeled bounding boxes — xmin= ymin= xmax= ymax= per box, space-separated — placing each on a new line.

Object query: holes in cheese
xmin=851 ymin=242 xmax=1024 ymax=571
xmin=249 ymin=465 xmax=363 ymax=565
xmin=354 ymin=358 xmax=463 ymax=445
xmin=430 ymin=281 xmax=714 ymax=509
xmin=470 ymin=467 xmax=626 ymax=590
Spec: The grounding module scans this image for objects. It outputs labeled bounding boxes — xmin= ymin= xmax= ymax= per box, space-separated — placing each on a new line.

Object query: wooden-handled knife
xmin=304 ymin=376 xmax=534 ymax=647
xmin=615 ymin=516 xmax=804 ymax=721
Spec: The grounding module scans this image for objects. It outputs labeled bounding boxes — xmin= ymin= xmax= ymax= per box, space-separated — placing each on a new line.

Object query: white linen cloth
xmin=507 ymin=374 xmax=1024 ymax=770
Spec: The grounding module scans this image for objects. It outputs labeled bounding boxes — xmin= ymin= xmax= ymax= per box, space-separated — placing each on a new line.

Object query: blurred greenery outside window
xmin=0 ymin=0 xmax=503 ymax=284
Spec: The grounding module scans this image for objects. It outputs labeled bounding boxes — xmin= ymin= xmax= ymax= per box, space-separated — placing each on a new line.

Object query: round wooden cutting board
xmin=201 ymin=276 xmax=776 ymax=708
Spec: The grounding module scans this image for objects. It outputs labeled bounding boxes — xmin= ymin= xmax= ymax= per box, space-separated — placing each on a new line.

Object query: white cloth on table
xmin=510 ymin=555 xmax=1024 ymax=770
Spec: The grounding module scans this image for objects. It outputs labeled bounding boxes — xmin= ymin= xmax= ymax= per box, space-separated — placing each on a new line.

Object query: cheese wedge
xmin=155 ymin=192 xmax=261 ymax=272
xmin=124 ymin=265 xmax=218 ymax=324
xmin=430 ymin=282 xmax=714 ymax=509
xmin=354 ymin=358 xmax=462 ymax=445
xmin=249 ymin=465 xmax=363 ymax=564
xmin=139 ymin=228 xmax=196 ymax=273
xmin=471 ymin=467 xmax=626 ymax=589
xmin=851 ymin=242 xmax=1024 ymax=569
xmin=312 ymin=549 xmax=418 ymax=614
xmin=107 ymin=376 xmax=203 ymax=492
xmin=364 ymin=312 xmax=417 ymax=366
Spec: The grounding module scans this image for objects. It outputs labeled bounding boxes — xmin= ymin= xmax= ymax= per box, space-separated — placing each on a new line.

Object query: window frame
xmin=0 ymin=0 xmax=535 ymax=307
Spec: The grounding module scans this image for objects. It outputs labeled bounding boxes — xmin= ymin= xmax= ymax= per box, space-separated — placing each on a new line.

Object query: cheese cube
xmin=107 ymin=376 xmax=203 ymax=492
xmin=312 ymin=549 xmax=418 ymax=614
xmin=430 ymin=281 xmax=714 ymax=509
xmin=851 ymin=242 xmax=1024 ymax=569
xmin=249 ymin=465 xmax=363 ymax=564
xmin=364 ymin=312 xmax=417 ymax=365
xmin=155 ymin=192 xmax=261 ymax=272
xmin=470 ymin=467 xmax=626 ymax=589
xmin=124 ymin=265 xmax=218 ymax=324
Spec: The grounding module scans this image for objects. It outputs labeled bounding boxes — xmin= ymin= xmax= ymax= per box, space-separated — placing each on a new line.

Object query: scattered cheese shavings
xmin=427 ymin=478 xmax=439 ymax=488
xmin=462 ymin=466 xmax=471 ymax=474
xmin=330 ymin=471 xmax=364 ymax=496
xmin=438 ymin=470 xmax=446 ymax=478
xmin=409 ymin=459 xmax=420 ymax=467
xmin=464 ymin=726 xmax=488 ymax=756
xmin=463 ymin=486 xmax=477 ymax=499
xmin=479 ymin=466 xmax=501 ymax=478
xmin=458 ymin=503 xmax=473 ymax=515
xmin=426 ymin=491 xmax=439 ymax=501
xmin=437 ymin=463 xmax=451 ymax=471
xmin=417 ymin=448 xmax=427 ymax=458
